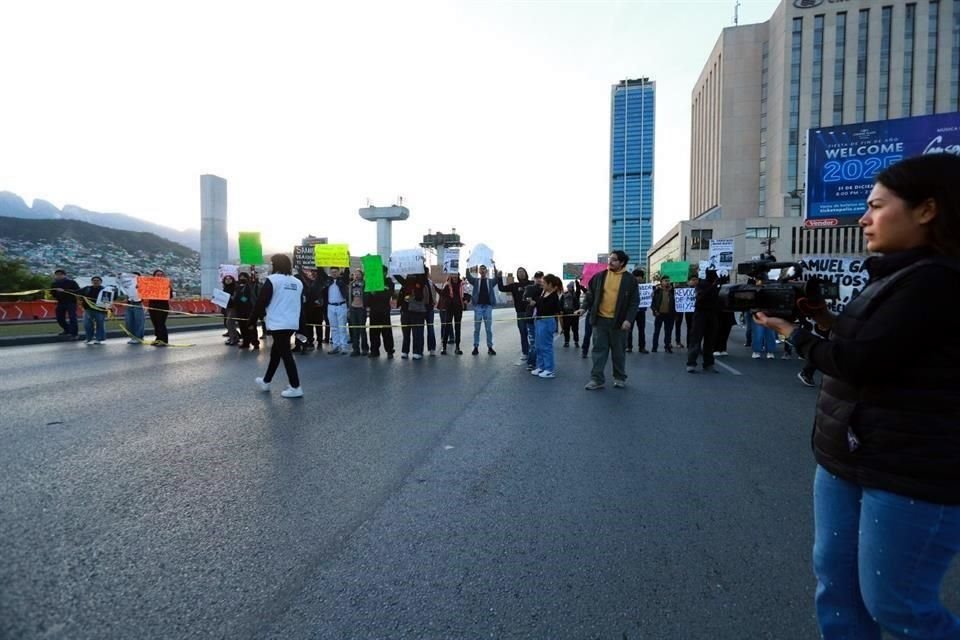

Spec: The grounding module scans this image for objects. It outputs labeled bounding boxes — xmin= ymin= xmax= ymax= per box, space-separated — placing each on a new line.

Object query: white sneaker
xmin=126 ymin=339 xmax=139 ymax=344
xmin=538 ymin=370 xmax=556 ymax=379
xmin=752 ymin=353 xmax=762 ymax=359
xmin=515 ymin=358 xmax=527 ymax=366
xmin=412 ymin=354 xmax=423 ymax=360
xmin=94 ymin=340 xmax=105 ymax=345
xmin=281 ymin=386 xmax=304 ymax=398
xmin=428 ymin=350 xmax=436 ymax=357
xmin=718 ymin=351 xmax=728 ymax=356
xmin=530 ymin=368 xmax=542 ymax=376
xmin=401 ymin=353 xmax=409 ymax=359
xmin=766 ymin=353 xmax=776 ymax=359
xmin=85 ymin=339 xmax=94 ymax=345
xmin=254 ymin=377 xmax=271 ymax=392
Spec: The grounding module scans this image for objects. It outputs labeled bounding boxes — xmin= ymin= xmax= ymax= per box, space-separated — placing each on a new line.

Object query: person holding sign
xmin=436 ymin=273 xmax=468 ymax=355
xmin=143 ymin=269 xmax=172 ymax=347
xmin=320 ymin=267 xmax=351 ymax=355
xmin=119 ymin=272 xmax=144 ymax=344
xmin=497 ymin=267 xmax=534 ymax=361
xmin=560 ymin=281 xmax=581 ymax=349
xmin=365 ymin=266 xmax=395 ymax=359
xmin=465 ymin=263 xmax=498 ymax=355
xmin=234 ymin=272 xmax=260 ymax=350
xmin=755 ymin=153 xmax=960 ymax=639
xmin=685 ymin=270 xmax=721 ymax=373
xmin=78 ymin=276 xmax=108 ymax=345
xmin=250 ymin=254 xmax=304 ymax=398
xmin=348 ymin=269 xmax=369 ymax=356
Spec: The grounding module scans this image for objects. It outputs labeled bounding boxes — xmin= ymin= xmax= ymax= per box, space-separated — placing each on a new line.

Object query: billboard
xmin=805 ymin=112 xmax=960 ymax=227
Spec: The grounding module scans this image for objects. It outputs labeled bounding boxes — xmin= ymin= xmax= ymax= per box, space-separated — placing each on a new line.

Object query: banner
xmin=118 ymin=273 xmax=139 ymax=299
xmin=95 ymin=289 xmax=115 ymax=309
xmin=211 ymin=288 xmax=231 ymax=309
xmin=361 ymin=255 xmax=385 ymax=292
xmin=138 ymin=276 xmax=171 ymax=301
xmin=800 ymin=255 xmax=870 ymax=314
xmin=293 ymin=246 xmax=315 ymax=270
xmin=580 ymin=262 xmax=606 ymax=284
xmin=562 ymin=262 xmax=585 ymax=280
xmin=218 ymin=264 xmax=239 ymax=282
xmin=674 ymin=286 xmax=696 ymax=313
xmin=466 ymin=243 xmax=494 ymax=269
xmin=238 ymin=232 xmax=264 ymax=265
xmin=314 ymin=243 xmax=350 ymax=268
xmin=806 ymin=112 xmax=960 ymax=226
xmin=638 ymin=283 xmax=654 ymax=309
xmin=708 ymin=239 xmax=734 ymax=274
xmin=442 ymin=248 xmax=461 ymax=274
xmin=660 ymin=261 xmax=690 ymax=284
xmin=388 ymin=249 xmax=426 ymax=276
xmin=698 ymin=261 xmax=712 ymax=279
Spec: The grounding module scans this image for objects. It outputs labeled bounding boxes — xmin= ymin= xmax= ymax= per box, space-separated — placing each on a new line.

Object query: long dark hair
xmin=270 ymin=254 xmax=293 ymax=275
xmin=516 ymin=267 xmax=529 ymax=282
xmin=876 ymin=154 xmax=960 ymax=257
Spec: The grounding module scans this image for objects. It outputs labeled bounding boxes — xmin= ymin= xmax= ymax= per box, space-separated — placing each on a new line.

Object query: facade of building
xmin=654 ymin=0 xmax=960 ymax=275
xmin=609 ymin=78 xmax=656 ymax=266
xmin=199 ymin=174 xmax=228 ymax=298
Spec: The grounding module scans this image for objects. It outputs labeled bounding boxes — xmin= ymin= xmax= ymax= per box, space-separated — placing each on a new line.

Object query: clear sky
xmin=1 ymin=0 xmax=780 ymax=274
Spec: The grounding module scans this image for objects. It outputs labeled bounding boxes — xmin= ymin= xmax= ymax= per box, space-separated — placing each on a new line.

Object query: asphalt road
xmin=2 ymin=309 xmax=957 ymax=639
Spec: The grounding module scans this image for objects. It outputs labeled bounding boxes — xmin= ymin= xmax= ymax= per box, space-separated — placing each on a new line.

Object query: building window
xmin=690 ymin=229 xmax=714 ymax=250
xmin=745 ymin=227 xmax=781 ymax=239
xmin=904 ymin=3 xmax=917 ymax=116
xmin=833 ymin=12 xmax=847 ymax=124
xmin=927 ymin=1 xmax=940 ymax=113
xmin=880 ymin=6 xmax=893 ymax=119
xmin=856 ymin=9 xmax=870 ymax=122
xmin=789 ymin=17 xmax=803 ymax=192
xmin=759 ymin=41 xmax=769 ymax=217
xmin=812 ymin=15 xmax=825 ymax=127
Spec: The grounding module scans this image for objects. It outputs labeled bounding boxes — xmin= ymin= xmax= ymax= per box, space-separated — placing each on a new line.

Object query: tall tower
xmin=609 ymin=77 xmax=656 ymax=267
xmin=200 ymin=175 xmax=228 ymax=297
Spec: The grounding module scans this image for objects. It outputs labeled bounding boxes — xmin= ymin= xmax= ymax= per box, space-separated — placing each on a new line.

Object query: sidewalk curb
xmin=0 ymin=324 xmax=223 ymax=348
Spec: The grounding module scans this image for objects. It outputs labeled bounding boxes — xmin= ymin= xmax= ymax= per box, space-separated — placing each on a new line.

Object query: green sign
xmin=238 ymin=232 xmax=263 ymax=265
xmin=660 ymin=261 xmax=691 ymax=284
xmin=361 ymin=255 xmax=385 ymax=292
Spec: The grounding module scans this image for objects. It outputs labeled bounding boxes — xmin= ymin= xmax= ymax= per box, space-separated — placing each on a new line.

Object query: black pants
xmin=652 ymin=313 xmax=674 ymax=349
xmin=264 ymin=330 xmax=300 ymax=387
xmin=561 ymin=313 xmax=579 ymax=344
xmin=440 ymin=308 xmax=463 ymax=348
xmin=626 ymin=308 xmax=646 ymax=350
xmin=401 ymin=310 xmax=426 ymax=355
xmin=301 ymin=305 xmax=324 ymax=345
xmin=675 ymin=312 xmax=692 ymax=345
xmin=687 ymin=312 xmax=719 ymax=368
xmin=149 ymin=306 xmax=169 ymax=343
xmin=349 ymin=307 xmax=369 ymax=353
xmin=368 ymin=311 xmax=394 ymax=355
xmin=237 ymin=308 xmax=259 ymax=346
xmin=715 ymin=312 xmax=736 ymax=352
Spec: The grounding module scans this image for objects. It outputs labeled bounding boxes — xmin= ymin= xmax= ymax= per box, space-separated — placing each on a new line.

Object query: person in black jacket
xmin=77 ymin=276 xmax=108 ymax=344
xmin=497 ymin=267 xmax=532 ymax=362
xmin=319 ymin=267 xmax=351 ymax=354
xmin=146 ymin=269 xmax=173 ymax=347
xmin=222 ymin=275 xmax=239 ymax=345
xmin=365 ymin=266 xmax=395 ymax=359
xmin=234 ymin=272 xmax=259 ymax=350
xmin=435 ymin=273 xmax=467 ymax=355
xmin=625 ymin=268 xmax=648 ymax=354
xmin=51 ymin=269 xmax=80 ymax=338
xmin=756 ymin=154 xmax=960 ymax=640
xmin=685 ymin=270 xmax=721 ymax=373
xmin=531 ymin=274 xmax=563 ymax=378
xmin=650 ymin=275 xmax=675 ymax=353
xmin=560 ymin=281 xmax=580 ymax=348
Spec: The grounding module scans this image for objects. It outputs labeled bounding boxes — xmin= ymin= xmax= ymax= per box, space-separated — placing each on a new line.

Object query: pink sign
xmin=580 ymin=262 xmax=606 ymax=283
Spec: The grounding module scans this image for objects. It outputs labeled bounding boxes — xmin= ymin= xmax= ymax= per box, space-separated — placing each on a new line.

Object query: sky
xmin=0 ymin=0 xmax=781 ymax=274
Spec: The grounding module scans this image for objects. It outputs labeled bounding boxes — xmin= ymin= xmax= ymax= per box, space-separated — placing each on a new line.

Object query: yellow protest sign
xmin=313 ymin=244 xmax=350 ymax=267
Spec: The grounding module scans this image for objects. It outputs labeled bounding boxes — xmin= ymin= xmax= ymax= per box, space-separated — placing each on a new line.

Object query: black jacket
xmin=222 ymin=281 xmax=237 ymax=309
xmin=77 ymin=285 xmax=104 ymax=311
xmin=650 ymin=286 xmax=674 ymax=316
xmin=580 ymin=269 xmax=639 ymax=326
xmin=497 ymin=275 xmax=532 ymax=313
xmin=792 ymin=248 xmax=960 ymax=505
xmin=318 ymin=269 xmax=350 ymax=303
xmin=51 ymin=278 xmax=79 ymax=305
xmin=365 ymin=279 xmax=395 ymax=316
xmin=693 ymin=279 xmax=720 ymax=315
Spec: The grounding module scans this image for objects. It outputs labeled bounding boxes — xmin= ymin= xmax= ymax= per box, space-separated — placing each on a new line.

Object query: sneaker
xmin=254 ymin=377 xmax=271 ymax=392
xmin=781 ymin=353 xmax=791 ymax=360
xmin=612 ymin=379 xmax=625 ymax=388
xmin=472 ymin=347 xmax=479 ymax=355
xmin=127 ymin=339 xmax=139 ymax=344
xmin=387 ymin=352 xmax=395 ymax=359
xmin=488 ymin=348 xmax=496 ymax=355
xmin=455 ymin=349 xmax=463 ymax=355
xmin=412 ymin=353 xmax=423 ymax=360
xmin=712 ymin=351 xmax=722 ymax=356
xmin=154 ymin=342 xmax=168 ymax=348
xmin=281 ymin=386 xmax=304 ymax=398
xmin=328 ymin=347 xmax=341 ymax=355
xmin=538 ymin=370 xmax=556 ymax=379
xmin=752 ymin=353 xmax=762 ymax=359
xmin=428 ymin=350 xmax=436 ymax=357
xmin=85 ymin=339 xmax=94 ymax=345
xmin=639 ymin=349 xmax=649 ymax=354
xmin=584 ymin=380 xmax=604 ymax=390
xmin=703 ymin=365 xmax=719 ymax=373
xmin=401 ymin=353 xmax=409 ymax=359
xmin=526 ymin=364 xmax=535 ymax=371
xmin=440 ymin=349 xmax=447 ymax=355
xmin=530 ymin=368 xmax=543 ymax=376
xmin=797 ymin=371 xmax=816 ymax=387
xmin=686 ymin=365 xmax=697 ymax=373
xmin=718 ymin=351 xmax=728 ymax=356
xmin=767 ymin=353 xmax=776 ymax=359
xmin=515 ymin=358 xmax=527 ymax=366
xmin=676 ymin=342 xmax=685 ymax=349
xmin=94 ymin=340 xmax=105 ymax=345
xmin=665 ymin=346 xmax=673 ymax=354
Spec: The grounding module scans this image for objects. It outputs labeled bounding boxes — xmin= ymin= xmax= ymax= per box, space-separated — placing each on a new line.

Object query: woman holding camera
xmin=757 ymin=154 xmax=960 ymax=639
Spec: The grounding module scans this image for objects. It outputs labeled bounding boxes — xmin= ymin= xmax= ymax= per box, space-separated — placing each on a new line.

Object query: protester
xmin=51 ymin=269 xmax=80 ymax=339
xmin=122 ymin=271 xmax=145 ymax=344
xmin=146 ymin=269 xmax=172 ymax=347
xmin=251 ymin=254 xmax=303 ymax=398
xmin=436 ymin=273 xmax=467 ymax=355
xmin=396 ymin=271 xmax=433 ymax=359
xmin=423 ymin=267 xmax=438 ymax=357
xmin=755 ymin=153 xmax=960 ymax=640
xmin=522 ymin=271 xmax=544 ymax=370
xmin=365 ymin=266 xmax=395 ymax=359
xmin=466 ymin=263 xmax=498 ymax=355
xmin=673 ymin=303 xmax=693 ymax=349
xmin=560 ymin=281 xmax=580 ymax=348
xmin=222 ymin=274 xmax=239 ymax=346
xmin=650 ymin=275 xmax=674 ymax=353
xmin=713 ymin=275 xmax=736 ymax=357
xmin=234 ymin=272 xmax=259 ymax=350
xmin=77 ymin=276 xmax=107 ymax=345
xmin=531 ymin=274 xmax=563 ymax=379
xmin=297 ymin=268 xmax=324 ymax=353
xmin=348 ymin=268 xmax=370 ymax=356
xmin=685 ymin=270 xmax=721 ymax=373
xmin=497 ymin=267 xmax=532 ymax=362
xmin=750 ymin=278 xmax=778 ymax=359
xmin=576 ymin=251 xmax=638 ymax=390
xmin=321 ymin=266 xmax=351 ymax=355
xmin=625 ymin=268 xmax=648 ymax=354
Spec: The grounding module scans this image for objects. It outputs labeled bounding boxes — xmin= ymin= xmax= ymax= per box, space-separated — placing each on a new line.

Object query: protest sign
xmin=638 ymin=283 xmax=654 ymax=309
xmin=674 ymin=286 xmax=696 ymax=313
xmin=118 ymin=273 xmax=140 ymax=299
xmin=580 ymin=262 xmax=606 ymax=284
xmin=238 ymin=232 xmax=263 ymax=265
xmin=442 ymin=248 xmax=460 ymax=274
xmin=361 ymin=255 xmax=386 ymax=292
xmin=466 ymin=244 xmax=494 ymax=269
xmin=708 ymin=239 xmax=734 ymax=274
xmin=389 ymin=249 xmax=426 ymax=276
xmin=211 ymin=288 xmax=231 ymax=309
xmin=661 ymin=261 xmax=691 ymax=284
xmin=800 ymin=255 xmax=870 ymax=314
xmin=698 ymin=260 xmax=712 ymax=279
xmin=138 ymin=276 xmax=171 ymax=300
xmin=562 ymin=262 xmax=585 ymax=280
xmin=314 ymin=244 xmax=350 ymax=268
xmin=96 ymin=288 xmax=115 ymax=309
xmin=293 ymin=246 xmax=315 ymax=270
xmin=218 ymin=264 xmax=239 ymax=282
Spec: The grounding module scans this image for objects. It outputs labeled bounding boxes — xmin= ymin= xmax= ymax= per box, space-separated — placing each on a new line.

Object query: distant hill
xmin=0 ymin=217 xmax=197 ymax=259
xmin=0 ymin=191 xmax=201 ymax=250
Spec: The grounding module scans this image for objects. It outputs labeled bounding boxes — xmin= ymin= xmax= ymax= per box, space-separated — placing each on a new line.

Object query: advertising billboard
xmin=805 ymin=112 xmax=960 ymax=227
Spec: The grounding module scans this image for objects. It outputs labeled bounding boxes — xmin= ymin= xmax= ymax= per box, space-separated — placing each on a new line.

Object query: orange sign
xmin=138 ymin=276 xmax=171 ymax=301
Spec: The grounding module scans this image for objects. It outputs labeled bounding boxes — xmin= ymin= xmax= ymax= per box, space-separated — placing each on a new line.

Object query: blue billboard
xmin=805 ymin=112 xmax=960 ymax=227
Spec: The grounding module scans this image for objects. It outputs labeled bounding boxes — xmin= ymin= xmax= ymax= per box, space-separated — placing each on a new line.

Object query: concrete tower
xmin=359 ymin=204 xmax=409 ymax=261
xmin=200 ymin=175 xmax=228 ymax=297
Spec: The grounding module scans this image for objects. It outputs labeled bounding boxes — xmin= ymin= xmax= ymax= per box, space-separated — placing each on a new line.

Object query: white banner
xmin=674 ymin=287 xmax=696 ymax=313
xmin=697 ymin=260 xmax=712 ymax=279
xmin=638 ymin=283 xmax=654 ymax=309
xmin=118 ymin=273 xmax=140 ymax=300
xmin=708 ymin=238 xmax=734 ymax=275
xmin=442 ymin=247 xmax=461 ymax=274
xmin=801 ymin=255 xmax=870 ymax=314
xmin=388 ymin=249 xmax=426 ymax=276
xmin=466 ymin=243 xmax=494 ymax=270
xmin=211 ymin=288 xmax=231 ymax=309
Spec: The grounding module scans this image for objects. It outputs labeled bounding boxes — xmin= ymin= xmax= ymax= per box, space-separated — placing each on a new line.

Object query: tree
xmin=0 ymin=254 xmax=50 ymax=299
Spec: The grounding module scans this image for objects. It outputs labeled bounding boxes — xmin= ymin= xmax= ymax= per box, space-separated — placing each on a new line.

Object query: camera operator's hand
xmin=753 ymin=311 xmax=794 ymax=338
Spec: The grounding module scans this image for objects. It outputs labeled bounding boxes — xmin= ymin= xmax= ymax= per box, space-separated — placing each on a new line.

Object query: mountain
xmin=0 ymin=191 xmax=201 ymax=250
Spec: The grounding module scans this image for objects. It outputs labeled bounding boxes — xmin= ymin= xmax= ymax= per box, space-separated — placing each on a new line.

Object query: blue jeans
xmin=534 ymin=318 xmax=555 ymax=372
xmin=425 ymin=307 xmax=437 ymax=352
xmin=813 ymin=466 xmax=960 ymax=639
xmin=83 ymin=309 xmax=106 ymax=341
xmin=56 ymin=303 xmax=78 ymax=336
xmin=124 ymin=303 xmax=145 ymax=339
xmin=752 ymin=325 xmax=777 ymax=354
xmin=515 ymin=311 xmax=530 ymax=355
xmin=526 ymin=317 xmax=538 ymax=367
xmin=473 ymin=304 xmax=493 ymax=348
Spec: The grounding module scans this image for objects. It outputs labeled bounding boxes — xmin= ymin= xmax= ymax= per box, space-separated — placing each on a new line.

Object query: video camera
xmin=718 ymin=259 xmax=840 ymax=320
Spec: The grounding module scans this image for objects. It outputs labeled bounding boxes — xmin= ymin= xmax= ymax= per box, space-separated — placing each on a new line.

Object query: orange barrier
xmin=0 ymin=299 xmax=221 ymax=322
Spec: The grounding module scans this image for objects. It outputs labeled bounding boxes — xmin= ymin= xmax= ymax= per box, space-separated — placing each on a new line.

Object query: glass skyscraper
xmin=609 ymin=77 xmax=655 ymax=267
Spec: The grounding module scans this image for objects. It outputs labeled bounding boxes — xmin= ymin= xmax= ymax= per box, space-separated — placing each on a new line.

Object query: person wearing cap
xmin=78 ymin=276 xmax=108 ymax=345
xmin=465 ymin=263 xmax=498 ymax=355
